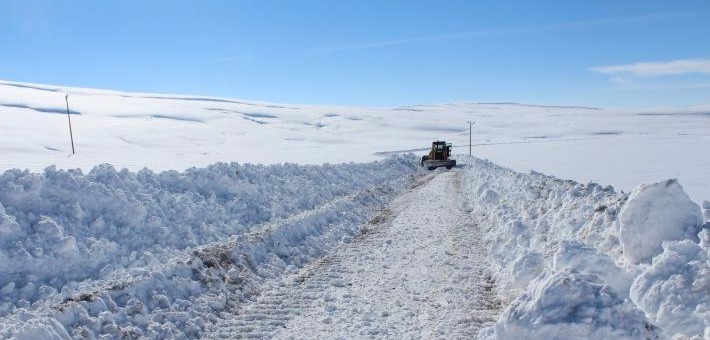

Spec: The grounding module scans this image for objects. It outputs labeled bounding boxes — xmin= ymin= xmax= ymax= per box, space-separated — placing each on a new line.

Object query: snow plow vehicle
xmin=421 ymin=141 xmax=456 ymax=170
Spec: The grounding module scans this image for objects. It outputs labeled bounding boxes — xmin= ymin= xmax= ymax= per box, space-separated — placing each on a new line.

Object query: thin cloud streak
xmin=609 ymin=80 xmax=710 ymax=92
xmin=591 ymin=58 xmax=710 ymax=76
xmin=308 ymin=12 xmax=692 ymax=54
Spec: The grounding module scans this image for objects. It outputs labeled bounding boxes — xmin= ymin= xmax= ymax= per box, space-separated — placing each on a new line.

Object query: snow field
xmin=0 ymin=155 xmax=420 ymax=339
xmin=457 ymin=156 xmax=708 ymax=339
xmin=1 ymin=79 xmax=709 ymax=204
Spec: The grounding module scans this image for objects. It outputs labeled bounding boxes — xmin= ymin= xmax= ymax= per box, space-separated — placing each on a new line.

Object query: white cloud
xmin=591 ymin=59 xmax=710 ymax=76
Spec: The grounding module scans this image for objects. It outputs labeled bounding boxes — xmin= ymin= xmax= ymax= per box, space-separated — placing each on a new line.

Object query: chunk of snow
xmin=488 ymin=269 xmax=659 ymax=340
xmin=619 ymin=179 xmax=703 ymax=265
xmin=15 ymin=318 xmax=70 ymax=340
xmin=619 ymin=179 xmax=703 ymax=264
xmin=552 ymin=240 xmax=634 ymax=296
xmin=510 ymin=252 xmax=543 ymax=289
xmin=630 ymin=238 xmax=709 ymax=337
xmin=0 ymin=203 xmax=22 ymax=241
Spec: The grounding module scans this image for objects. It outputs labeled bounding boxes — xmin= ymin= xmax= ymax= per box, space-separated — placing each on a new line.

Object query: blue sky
xmin=1 ymin=0 xmax=709 ymax=107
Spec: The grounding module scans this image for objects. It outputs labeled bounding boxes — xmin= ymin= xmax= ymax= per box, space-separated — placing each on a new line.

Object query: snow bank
xmin=458 ymin=156 xmax=708 ymax=339
xmin=0 ymin=155 xmax=419 ymax=339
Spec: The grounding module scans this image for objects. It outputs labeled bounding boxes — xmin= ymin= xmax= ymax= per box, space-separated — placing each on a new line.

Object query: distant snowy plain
xmin=0 ymin=79 xmax=707 ymax=203
xmin=0 ymin=80 xmax=708 ymax=339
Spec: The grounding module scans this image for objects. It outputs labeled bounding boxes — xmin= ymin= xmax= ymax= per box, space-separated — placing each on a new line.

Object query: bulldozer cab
xmin=429 ymin=141 xmax=452 ymax=160
xmin=421 ymin=140 xmax=456 ymax=170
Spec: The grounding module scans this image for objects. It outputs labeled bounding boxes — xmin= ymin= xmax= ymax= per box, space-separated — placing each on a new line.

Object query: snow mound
xmin=458 ymin=156 xmax=708 ymax=339
xmin=619 ymin=179 xmax=703 ymax=265
xmin=489 ymin=269 xmax=658 ymax=340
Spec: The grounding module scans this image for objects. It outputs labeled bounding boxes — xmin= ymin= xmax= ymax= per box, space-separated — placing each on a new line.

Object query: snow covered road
xmin=1 ymin=156 xmax=706 ymax=339
xmin=207 ymin=170 xmax=502 ymax=339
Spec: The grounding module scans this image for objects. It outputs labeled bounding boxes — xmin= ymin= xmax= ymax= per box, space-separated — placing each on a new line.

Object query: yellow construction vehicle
xmin=420 ymin=141 xmax=456 ymax=170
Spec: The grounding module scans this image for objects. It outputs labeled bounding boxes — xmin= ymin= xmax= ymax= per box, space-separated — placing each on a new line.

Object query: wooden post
xmin=65 ymin=94 xmax=75 ymax=154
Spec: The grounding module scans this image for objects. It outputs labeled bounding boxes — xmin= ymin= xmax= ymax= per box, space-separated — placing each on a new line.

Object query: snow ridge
xmin=0 ymin=155 xmax=419 ymax=339
xmin=458 ymin=156 xmax=708 ymax=339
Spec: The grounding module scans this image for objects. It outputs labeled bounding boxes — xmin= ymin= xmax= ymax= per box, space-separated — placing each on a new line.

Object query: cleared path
xmin=207 ymin=170 xmax=501 ymax=339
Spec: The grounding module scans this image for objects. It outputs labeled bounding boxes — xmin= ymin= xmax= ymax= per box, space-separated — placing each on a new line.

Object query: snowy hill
xmin=1 ymin=79 xmax=708 ymax=203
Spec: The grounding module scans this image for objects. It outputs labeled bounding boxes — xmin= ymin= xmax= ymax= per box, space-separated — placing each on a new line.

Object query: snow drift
xmin=0 ymin=155 xmax=419 ymax=339
xmin=458 ymin=156 xmax=708 ymax=339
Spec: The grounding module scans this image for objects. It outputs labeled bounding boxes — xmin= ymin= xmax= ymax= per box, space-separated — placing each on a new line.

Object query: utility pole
xmin=65 ymin=94 xmax=75 ymax=154
xmin=467 ymin=121 xmax=474 ymax=156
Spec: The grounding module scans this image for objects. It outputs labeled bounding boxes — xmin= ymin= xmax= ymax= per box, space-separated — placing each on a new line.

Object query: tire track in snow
xmin=206 ymin=170 xmax=502 ymax=339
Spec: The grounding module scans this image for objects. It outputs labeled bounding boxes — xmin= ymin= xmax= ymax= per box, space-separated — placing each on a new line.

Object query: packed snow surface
xmin=208 ymin=171 xmax=501 ymax=339
xmin=1 ymin=79 xmax=708 ymax=204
